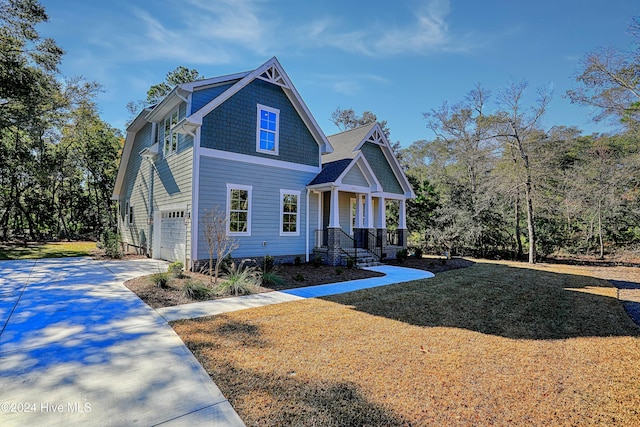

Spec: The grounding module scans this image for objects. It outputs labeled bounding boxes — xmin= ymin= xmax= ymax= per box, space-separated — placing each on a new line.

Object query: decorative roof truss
xmin=365 ymin=127 xmax=385 ymax=145
xmin=258 ymin=65 xmax=289 ymax=88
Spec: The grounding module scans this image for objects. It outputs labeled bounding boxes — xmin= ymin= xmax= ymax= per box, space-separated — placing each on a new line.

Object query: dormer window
xmin=256 ymin=104 xmax=279 ymax=155
xmin=163 ymin=109 xmax=179 ymax=156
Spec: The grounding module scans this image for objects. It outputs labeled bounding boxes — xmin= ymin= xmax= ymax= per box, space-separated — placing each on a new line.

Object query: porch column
xmin=376 ymin=196 xmax=386 ymax=228
xmin=355 ymin=193 xmax=363 ymax=228
xmin=376 ymin=196 xmax=387 ymax=248
xmin=329 ymin=186 xmax=340 ymax=228
xmin=398 ymin=199 xmax=408 ymax=247
xmin=364 ymin=193 xmax=374 ymax=229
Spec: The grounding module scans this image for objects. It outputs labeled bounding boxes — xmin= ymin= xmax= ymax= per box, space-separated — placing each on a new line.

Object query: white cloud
xmin=300 ymin=0 xmax=476 ymax=56
xmin=312 ymin=74 xmax=390 ymax=96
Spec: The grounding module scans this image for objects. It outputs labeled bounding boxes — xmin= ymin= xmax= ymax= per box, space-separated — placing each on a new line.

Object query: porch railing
xmin=387 ymin=229 xmax=400 ymax=246
xmin=336 ymin=228 xmax=358 ymax=265
xmin=365 ymin=229 xmax=382 ymax=261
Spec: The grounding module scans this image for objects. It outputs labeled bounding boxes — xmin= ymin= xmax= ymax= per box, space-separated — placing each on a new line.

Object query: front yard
xmin=172 ymin=259 xmax=640 ymax=426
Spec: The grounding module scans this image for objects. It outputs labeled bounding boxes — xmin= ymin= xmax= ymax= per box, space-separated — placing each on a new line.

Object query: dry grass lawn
xmin=172 ymin=260 xmax=640 ymax=426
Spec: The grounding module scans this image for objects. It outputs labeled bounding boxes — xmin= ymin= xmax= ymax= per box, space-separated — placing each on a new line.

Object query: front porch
xmin=309 ymin=187 xmax=408 ymax=266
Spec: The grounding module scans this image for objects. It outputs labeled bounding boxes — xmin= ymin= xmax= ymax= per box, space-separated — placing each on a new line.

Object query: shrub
xmin=294 ymin=256 xmax=302 ymax=266
xmin=183 ymin=280 xmax=212 ymax=300
xmin=150 ymin=272 xmax=170 ymax=289
xmin=262 ymin=255 xmax=275 ymax=273
xmin=413 ymin=247 xmax=424 ymax=258
xmin=168 ymin=261 xmax=184 ymax=278
xmin=396 ymin=248 xmax=408 ymax=264
xmin=335 ymin=267 xmax=343 ymax=275
xmin=262 ymin=271 xmax=284 ymax=287
xmin=313 ymin=253 xmax=323 ymax=268
xmin=99 ymin=229 xmax=122 ymax=259
xmin=218 ymin=260 xmax=260 ymax=296
xmin=346 ymin=257 xmax=355 ymax=269
xmin=219 ymin=254 xmax=234 ymax=274
xmin=293 ymin=273 xmax=305 ymax=282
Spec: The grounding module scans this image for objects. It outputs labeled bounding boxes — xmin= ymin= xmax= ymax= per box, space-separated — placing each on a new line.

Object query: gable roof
xmin=324 ymin=122 xmax=376 ymax=163
xmin=187 ymin=57 xmax=332 ymax=154
xmin=112 ymin=57 xmax=333 ymax=199
xmin=317 ymin=122 xmax=415 ymax=198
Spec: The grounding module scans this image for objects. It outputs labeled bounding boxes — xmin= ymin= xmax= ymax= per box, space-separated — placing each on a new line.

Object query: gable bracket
xmin=365 ymin=128 xmax=384 ymax=145
xmin=257 ymin=65 xmax=289 ymax=88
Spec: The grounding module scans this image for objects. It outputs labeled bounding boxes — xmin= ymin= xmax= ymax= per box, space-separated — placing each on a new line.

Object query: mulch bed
xmin=124 ymin=256 xmax=473 ymax=309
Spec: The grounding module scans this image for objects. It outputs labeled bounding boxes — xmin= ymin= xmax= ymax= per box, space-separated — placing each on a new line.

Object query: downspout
xmin=305 ymin=188 xmax=310 ymax=262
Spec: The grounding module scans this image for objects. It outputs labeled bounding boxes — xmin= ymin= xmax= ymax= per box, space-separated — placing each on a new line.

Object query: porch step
xmin=341 ymin=251 xmax=384 ymax=269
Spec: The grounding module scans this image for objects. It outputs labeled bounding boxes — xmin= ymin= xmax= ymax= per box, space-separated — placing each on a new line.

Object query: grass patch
xmin=172 ymin=261 xmax=640 ymax=426
xmin=0 ymin=241 xmax=96 ymax=260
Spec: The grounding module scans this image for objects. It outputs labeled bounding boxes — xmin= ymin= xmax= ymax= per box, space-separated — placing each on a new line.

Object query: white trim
xmin=305 ymin=189 xmax=310 ymax=262
xmin=190 ymin=126 xmax=201 ymax=269
xmin=189 ymin=57 xmax=333 ymax=155
xmin=199 ymin=147 xmax=320 ymax=173
xmin=226 ymin=183 xmax=252 ymax=236
xmin=256 ymin=104 xmax=280 ymax=156
xmin=163 ymin=108 xmax=179 ymax=157
xmin=279 ymin=189 xmax=301 ymax=236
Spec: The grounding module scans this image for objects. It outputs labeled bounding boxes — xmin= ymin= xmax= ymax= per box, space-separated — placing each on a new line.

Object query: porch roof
xmin=308 ymin=158 xmax=352 ymax=185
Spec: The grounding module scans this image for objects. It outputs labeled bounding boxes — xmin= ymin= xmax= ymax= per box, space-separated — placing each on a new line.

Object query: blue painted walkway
xmin=281 ymin=265 xmax=434 ymax=298
xmin=158 ymin=265 xmax=435 ymax=322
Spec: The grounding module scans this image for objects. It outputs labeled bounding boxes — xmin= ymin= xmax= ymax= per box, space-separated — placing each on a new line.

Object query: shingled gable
xmin=187 ymin=56 xmax=332 ymax=155
xmin=311 ymin=122 xmax=415 ymax=198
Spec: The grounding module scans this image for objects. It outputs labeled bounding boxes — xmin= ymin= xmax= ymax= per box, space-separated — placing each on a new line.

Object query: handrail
xmin=365 ymin=229 xmax=382 ymax=261
xmin=336 ymin=228 xmax=357 ymax=265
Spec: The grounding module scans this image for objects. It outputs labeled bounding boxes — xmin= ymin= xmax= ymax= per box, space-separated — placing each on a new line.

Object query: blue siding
xmin=343 ymin=165 xmax=368 ymax=187
xmin=191 ymin=83 xmax=234 ymax=114
xmin=200 ymin=79 xmax=319 ymax=166
xmin=197 ymin=156 xmax=318 ymax=260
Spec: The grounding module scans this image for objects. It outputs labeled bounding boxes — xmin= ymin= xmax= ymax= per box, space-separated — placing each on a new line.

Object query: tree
xmin=494 ymin=80 xmax=552 ymax=263
xmin=201 ymin=207 xmax=238 ymax=284
xmin=127 ymin=66 xmax=204 ymax=118
xmin=567 ymin=17 xmax=640 ymax=132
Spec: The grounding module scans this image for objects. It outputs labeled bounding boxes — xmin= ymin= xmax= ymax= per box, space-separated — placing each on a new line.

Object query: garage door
xmin=160 ymin=210 xmax=186 ymax=262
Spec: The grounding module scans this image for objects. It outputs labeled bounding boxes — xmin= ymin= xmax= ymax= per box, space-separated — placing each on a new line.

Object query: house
xmin=112 ymin=57 xmax=414 ymax=269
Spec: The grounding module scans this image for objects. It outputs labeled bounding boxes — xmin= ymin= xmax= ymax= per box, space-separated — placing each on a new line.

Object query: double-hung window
xmin=280 ymin=190 xmax=300 ymax=236
xmin=256 ymin=104 xmax=279 ymax=155
xmin=227 ymin=184 xmax=252 ymax=235
xmin=163 ymin=109 xmax=179 ymax=156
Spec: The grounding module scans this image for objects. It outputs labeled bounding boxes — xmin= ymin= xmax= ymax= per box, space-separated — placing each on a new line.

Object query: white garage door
xmin=160 ymin=210 xmax=186 ymax=262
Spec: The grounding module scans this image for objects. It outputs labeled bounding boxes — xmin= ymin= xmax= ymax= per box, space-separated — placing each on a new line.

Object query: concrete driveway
xmin=0 ymin=257 xmax=244 ymax=426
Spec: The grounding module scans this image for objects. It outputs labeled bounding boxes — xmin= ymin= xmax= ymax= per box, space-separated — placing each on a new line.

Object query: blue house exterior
xmin=112 ymin=57 xmax=413 ymax=269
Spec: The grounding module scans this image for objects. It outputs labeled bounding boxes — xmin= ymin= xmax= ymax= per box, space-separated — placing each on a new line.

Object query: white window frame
xmin=226 ymin=183 xmax=252 ymax=236
xmin=124 ymin=200 xmax=133 ymax=228
xmin=280 ymin=189 xmax=300 ymax=236
xmin=163 ymin=108 xmax=179 ymax=157
xmin=256 ymin=104 xmax=279 ymax=155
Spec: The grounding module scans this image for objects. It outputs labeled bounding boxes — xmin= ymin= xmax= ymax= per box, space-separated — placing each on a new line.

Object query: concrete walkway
xmin=0 ymin=257 xmax=244 ymax=427
xmin=158 ymin=265 xmax=434 ymax=322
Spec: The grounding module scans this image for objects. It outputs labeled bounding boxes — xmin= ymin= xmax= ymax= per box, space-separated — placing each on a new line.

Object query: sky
xmin=40 ymin=0 xmax=638 ymax=147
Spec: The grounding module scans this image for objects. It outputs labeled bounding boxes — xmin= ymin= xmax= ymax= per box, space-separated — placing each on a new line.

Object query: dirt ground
xmin=124 ymin=256 xmax=473 ymax=309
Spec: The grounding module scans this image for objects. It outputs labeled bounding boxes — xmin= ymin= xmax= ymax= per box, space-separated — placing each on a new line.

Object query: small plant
xmin=217 ymin=259 xmax=260 ymax=296
xmin=293 ymin=273 xmax=305 ymax=282
xmin=168 ymin=261 xmax=184 ymax=278
xmin=262 ymin=271 xmax=284 ymax=287
xmin=346 ymin=257 xmax=355 ymax=269
xmin=313 ymin=253 xmax=323 ymax=268
xmin=99 ymin=229 xmax=122 ymax=259
xmin=335 ymin=267 xmax=344 ymax=275
xmin=219 ymin=254 xmax=234 ymax=275
xmin=183 ymin=280 xmax=212 ymax=300
xmin=413 ymin=247 xmax=424 ymax=258
xmin=396 ymin=248 xmax=408 ymax=264
xmin=262 ymin=255 xmax=275 ymax=273
xmin=150 ymin=271 xmax=170 ymax=289
xmin=294 ymin=256 xmax=302 ymax=266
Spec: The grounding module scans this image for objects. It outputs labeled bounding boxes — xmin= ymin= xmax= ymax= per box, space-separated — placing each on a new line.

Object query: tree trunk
xmin=598 ymin=199 xmax=604 ymax=259
xmin=514 ymin=193 xmax=523 ymax=259
xmin=524 ymin=179 xmax=536 ymax=264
